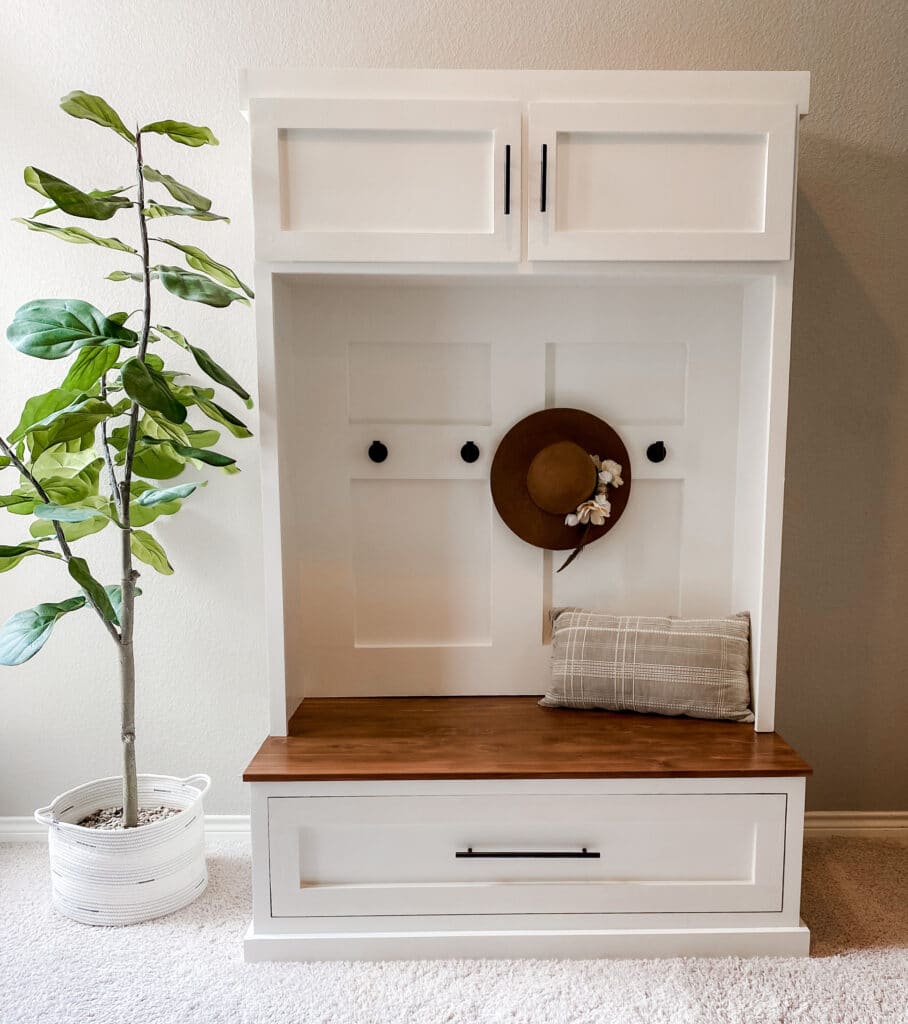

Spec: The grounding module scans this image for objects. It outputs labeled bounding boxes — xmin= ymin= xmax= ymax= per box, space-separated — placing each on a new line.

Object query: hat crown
xmin=526 ymin=441 xmax=597 ymax=515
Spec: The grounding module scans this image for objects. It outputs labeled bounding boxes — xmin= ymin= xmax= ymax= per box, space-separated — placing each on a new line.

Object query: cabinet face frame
xmin=250 ymin=97 xmax=522 ymax=263
xmin=527 ymin=101 xmax=797 ymax=262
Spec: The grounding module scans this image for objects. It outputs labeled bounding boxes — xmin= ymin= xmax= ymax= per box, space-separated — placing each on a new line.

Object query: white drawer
xmin=268 ymin=791 xmax=786 ymax=918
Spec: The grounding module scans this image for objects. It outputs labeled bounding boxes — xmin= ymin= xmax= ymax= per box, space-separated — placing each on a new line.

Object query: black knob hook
xmin=646 ymin=441 xmax=667 ymax=463
xmin=460 ymin=441 xmax=480 ymax=464
xmin=368 ymin=440 xmax=388 ymax=464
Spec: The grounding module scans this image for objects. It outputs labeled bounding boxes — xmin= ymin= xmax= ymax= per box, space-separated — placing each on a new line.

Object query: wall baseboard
xmin=2 ymin=811 xmax=907 ymax=844
xmin=803 ymin=810 xmax=908 ymax=837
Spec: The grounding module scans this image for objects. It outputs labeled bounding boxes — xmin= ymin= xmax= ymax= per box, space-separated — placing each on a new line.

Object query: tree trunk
xmin=116 ymin=128 xmax=152 ymax=829
xmin=118 ymin=637 xmax=138 ymax=826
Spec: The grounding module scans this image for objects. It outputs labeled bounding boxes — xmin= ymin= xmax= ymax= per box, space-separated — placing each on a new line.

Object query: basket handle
xmin=180 ymin=774 xmax=212 ymax=798
xmin=34 ymin=804 xmax=56 ymax=826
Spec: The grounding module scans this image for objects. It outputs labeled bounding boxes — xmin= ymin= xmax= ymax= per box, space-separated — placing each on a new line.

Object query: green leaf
xmin=142 ymin=166 xmax=211 ymax=211
xmin=40 ymin=462 xmax=103 ymax=506
xmin=0 ymin=456 xmax=10 ymax=470
xmin=107 ymin=311 xmax=134 ymax=326
xmin=156 ymin=325 xmax=252 ymax=406
xmin=192 ymin=394 xmax=253 ymax=438
xmin=132 ymin=445 xmax=186 ymax=480
xmin=139 ymin=120 xmax=218 ymax=147
xmin=0 ymin=490 xmax=37 ymax=514
xmin=33 ymin=503 xmax=109 ymax=523
xmin=31 ymin=448 xmax=100 ymax=481
xmin=104 ymin=584 xmax=141 ymax=627
xmin=29 ymin=514 xmax=109 ymax=543
xmin=185 ymin=428 xmax=220 ymax=448
xmin=30 ymin=184 xmax=132 ymax=219
xmin=14 ymin=218 xmax=137 ymax=253
xmin=8 ymin=389 xmax=81 ymax=443
xmin=153 ymin=243 xmax=252 ymax=298
xmin=142 ymin=203 xmax=229 ymax=223
xmin=121 ymin=358 xmax=187 ymax=424
xmin=67 ymin=556 xmax=117 ymax=622
xmin=22 ymin=397 xmax=115 ymax=447
xmin=62 ymin=344 xmax=121 ymax=391
xmin=136 ymin=481 xmax=199 ymax=506
xmin=24 ymin=167 xmax=132 ymax=221
xmin=141 ymin=435 xmax=236 ymax=467
xmin=106 ymin=270 xmax=143 ymax=282
xmin=7 ymin=299 xmax=138 ymax=359
xmin=143 ymin=410 xmax=190 ymax=446
xmin=130 ymin=529 xmax=173 ymax=574
xmin=0 ymin=544 xmax=62 ymax=573
xmin=156 ymin=266 xmax=248 ymax=308
xmin=59 ymin=91 xmax=135 ymax=144
xmin=0 ymin=596 xmax=87 ymax=665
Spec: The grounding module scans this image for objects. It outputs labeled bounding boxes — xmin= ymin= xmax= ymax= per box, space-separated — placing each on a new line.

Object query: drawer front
xmin=527 ymin=101 xmax=797 ymax=261
xmin=268 ymin=792 xmax=786 ymax=918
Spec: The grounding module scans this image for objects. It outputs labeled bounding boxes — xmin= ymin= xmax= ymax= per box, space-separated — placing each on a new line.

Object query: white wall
xmin=1 ymin=1 xmax=905 ymax=814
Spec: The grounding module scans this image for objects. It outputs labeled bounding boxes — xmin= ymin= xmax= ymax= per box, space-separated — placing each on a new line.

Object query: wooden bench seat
xmin=243 ymin=696 xmax=811 ymax=782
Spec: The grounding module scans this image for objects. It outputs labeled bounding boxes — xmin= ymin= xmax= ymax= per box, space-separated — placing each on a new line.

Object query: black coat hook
xmin=368 ymin=441 xmax=388 ymax=464
xmin=646 ymin=441 xmax=667 ymax=463
xmin=460 ymin=441 xmax=480 ymax=464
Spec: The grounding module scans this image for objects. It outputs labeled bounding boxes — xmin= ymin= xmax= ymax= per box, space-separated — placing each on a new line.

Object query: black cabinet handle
xmin=456 ymin=847 xmax=600 ymax=859
xmin=540 ymin=143 xmax=548 ymax=213
xmin=504 ymin=144 xmax=511 ymax=216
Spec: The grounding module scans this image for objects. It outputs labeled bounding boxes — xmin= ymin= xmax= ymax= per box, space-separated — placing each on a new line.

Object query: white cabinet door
xmin=251 ymin=98 xmax=521 ymax=262
xmin=527 ymin=102 xmax=797 ymax=261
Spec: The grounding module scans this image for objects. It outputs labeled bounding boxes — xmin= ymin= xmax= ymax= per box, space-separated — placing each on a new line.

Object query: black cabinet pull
xmin=456 ymin=847 xmax=600 ymax=859
xmin=504 ymin=144 xmax=511 ymax=216
xmin=368 ymin=440 xmax=388 ymax=464
xmin=540 ymin=143 xmax=548 ymax=213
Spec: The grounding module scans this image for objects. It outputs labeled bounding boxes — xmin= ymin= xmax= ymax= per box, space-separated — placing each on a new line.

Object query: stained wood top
xmin=243 ymin=697 xmax=811 ymax=782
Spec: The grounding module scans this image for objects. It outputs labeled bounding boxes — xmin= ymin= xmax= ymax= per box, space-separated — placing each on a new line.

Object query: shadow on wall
xmin=777 ymin=133 xmax=908 ymax=811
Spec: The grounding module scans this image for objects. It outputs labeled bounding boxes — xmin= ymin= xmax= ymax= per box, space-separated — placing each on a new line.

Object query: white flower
xmin=602 ymin=459 xmax=623 ymax=487
xmin=564 ymin=513 xmax=579 ymax=527
xmin=594 ymin=493 xmax=611 ymax=512
xmin=599 ymin=470 xmax=613 ymax=485
xmin=576 ymin=499 xmax=610 ymax=525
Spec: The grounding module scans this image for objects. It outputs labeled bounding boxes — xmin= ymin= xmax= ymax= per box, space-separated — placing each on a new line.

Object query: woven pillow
xmin=541 ymin=610 xmax=754 ymax=722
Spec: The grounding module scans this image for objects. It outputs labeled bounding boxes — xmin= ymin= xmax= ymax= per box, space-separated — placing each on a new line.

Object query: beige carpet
xmin=1 ymin=833 xmax=906 ymax=1024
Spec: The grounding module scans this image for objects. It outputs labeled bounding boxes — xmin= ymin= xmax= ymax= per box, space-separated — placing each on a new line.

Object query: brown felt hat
xmin=490 ymin=408 xmax=631 ymax=552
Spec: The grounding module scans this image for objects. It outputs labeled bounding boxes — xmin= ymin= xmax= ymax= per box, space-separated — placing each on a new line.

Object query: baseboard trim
xmin=803 ymin=810 xmax=908 ymax=836
xmin=3 ymin=811 xmax=906 ymax=844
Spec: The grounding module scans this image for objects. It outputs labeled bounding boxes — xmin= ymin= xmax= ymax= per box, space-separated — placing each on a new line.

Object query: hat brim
xmin=490 ymin=408 xmax=631 ymax=551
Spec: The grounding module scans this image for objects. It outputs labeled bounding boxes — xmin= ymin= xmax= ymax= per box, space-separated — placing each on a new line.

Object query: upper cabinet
xmin=527 ymin=102 xmax=797 ymax=262
xmin=250 ymin=97 xmax=521 ymax=262
xmin=245 ymin=74 xmax=806 ymax=265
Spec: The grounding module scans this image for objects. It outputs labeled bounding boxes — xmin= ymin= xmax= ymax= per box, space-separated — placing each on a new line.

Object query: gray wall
xmin=1 ymin=1 xmax=905 ymax=813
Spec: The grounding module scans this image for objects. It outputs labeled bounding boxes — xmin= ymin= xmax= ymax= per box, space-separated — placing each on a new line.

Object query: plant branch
xmin=98 ymin=373 xmax=123 ymax=519
xmin=0 ymin=433 xmax=122 ymax=643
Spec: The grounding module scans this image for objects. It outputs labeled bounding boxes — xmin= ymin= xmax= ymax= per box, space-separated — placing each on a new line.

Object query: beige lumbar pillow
xmin=541 ymin=610 xmax=754 ymax=723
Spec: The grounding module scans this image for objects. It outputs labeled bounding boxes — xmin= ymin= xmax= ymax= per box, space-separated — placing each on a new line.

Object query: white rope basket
xmin=34 ymin=774 xmax=211 ymax=926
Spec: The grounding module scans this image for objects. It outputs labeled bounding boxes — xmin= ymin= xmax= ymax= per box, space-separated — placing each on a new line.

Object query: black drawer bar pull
xmin=504 ymin=144 xmax=511 ymax=215
xmin=540 ymin=143 xmax=548 ymax=213
xmin=456 ymin=847 xmax=600 ymax=859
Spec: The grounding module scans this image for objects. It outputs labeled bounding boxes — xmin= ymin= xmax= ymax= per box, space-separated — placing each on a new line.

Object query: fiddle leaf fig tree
xmin=0 ymin=92 xmax=254 ymax=827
